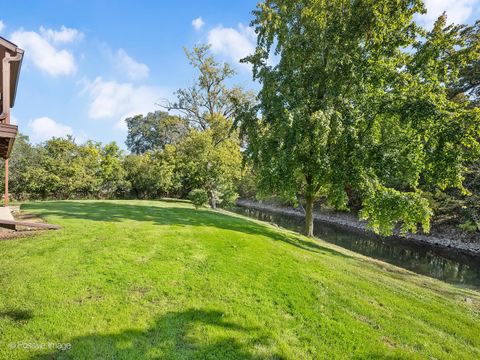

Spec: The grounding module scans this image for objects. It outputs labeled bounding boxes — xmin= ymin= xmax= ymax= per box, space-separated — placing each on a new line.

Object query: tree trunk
xmin=305 ymin=194 xmax=314 ymax=237
xmin=210 ymin=190 xmax=217 ymax=209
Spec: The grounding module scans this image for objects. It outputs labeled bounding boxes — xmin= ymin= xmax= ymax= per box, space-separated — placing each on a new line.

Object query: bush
xmin=458 ymin=220 xmax=480 ymax=233
xmin=188 ymin=189 xmax=209 ymax=209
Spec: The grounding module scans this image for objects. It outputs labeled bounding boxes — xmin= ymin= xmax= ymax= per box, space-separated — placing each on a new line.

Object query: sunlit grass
xmin=0 ymin=200 xmax=478 ymax=359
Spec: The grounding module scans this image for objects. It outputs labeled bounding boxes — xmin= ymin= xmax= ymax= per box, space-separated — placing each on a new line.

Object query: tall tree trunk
xmin=305 ymin=194 xmax=314 ymax=237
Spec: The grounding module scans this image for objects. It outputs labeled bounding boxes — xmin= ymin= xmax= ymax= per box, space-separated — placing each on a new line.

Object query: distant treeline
xmin=5 ymin=46 xmax=252 ymax=209
xmin=2 ymin=132 xmax=245 ymax=205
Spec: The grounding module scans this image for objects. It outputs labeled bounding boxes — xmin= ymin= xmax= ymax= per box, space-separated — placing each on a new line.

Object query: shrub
xmin=188 ymin=189 xmax=209 ymax=209
xmin=458 ymin=220 xmax=480 ymax=233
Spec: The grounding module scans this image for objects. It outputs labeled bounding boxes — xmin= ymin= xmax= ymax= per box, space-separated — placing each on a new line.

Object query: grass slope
xmin=0 ymin=200 xmax=478 ymax=359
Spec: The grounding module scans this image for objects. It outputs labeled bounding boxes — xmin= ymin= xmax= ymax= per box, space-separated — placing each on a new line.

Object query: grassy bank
xmin=0 ymin=200 xmax=478 ymax=359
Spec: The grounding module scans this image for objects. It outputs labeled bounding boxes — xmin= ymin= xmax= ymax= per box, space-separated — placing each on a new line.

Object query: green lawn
xmin=0 ymin=200 xmax=478 ymax=359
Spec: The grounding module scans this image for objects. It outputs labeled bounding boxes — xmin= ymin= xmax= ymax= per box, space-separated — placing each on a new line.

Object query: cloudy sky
xmin=1 ymin=0 xmax=479 ymax=147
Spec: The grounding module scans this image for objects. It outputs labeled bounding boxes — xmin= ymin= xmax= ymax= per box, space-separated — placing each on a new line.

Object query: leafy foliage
xmin=125 ymin=111 xmax=187 ymax=154
xmin=123 ymin=150 xmax=176 ymax=199
xmin=172 ymin=128 xmax=242 ymax=208
xmin=2 ymin=136 xmax=128 ymax=200
xmin=188 ymin=188 xmax=209 ymax=208
xmin=160 ymin=46 xmax=251 ymax=208
xmin=239 ymin=0 xmax=480 ymax=236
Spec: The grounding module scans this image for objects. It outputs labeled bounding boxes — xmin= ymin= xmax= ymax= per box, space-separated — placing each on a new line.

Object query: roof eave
xmin=0 ymin=37 xmax=18 ymax=53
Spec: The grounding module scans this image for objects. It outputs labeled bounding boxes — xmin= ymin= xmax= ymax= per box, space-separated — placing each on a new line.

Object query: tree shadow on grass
xmin=30 ymin=308 xmax=285 ymax=360
xmin=0 ymin=309 xmax=33 ymax=322
xmin=23 ymin=201 xmax=350 ymax=258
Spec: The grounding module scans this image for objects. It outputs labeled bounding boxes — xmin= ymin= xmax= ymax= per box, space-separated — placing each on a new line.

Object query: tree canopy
xmin=160 ymin=46 xmax=250 ymax=208
xmin=239 ymin=0 xmax=480 ymax=236
xmin=125 ymin=111 xmax=187 ymax=154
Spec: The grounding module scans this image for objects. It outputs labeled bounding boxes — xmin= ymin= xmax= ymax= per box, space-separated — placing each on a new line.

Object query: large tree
xmin=125 ymin=111 xmax=188 ymax=154
xmin=240 ymin=0 xmax=480 ymax=236
xmin=124 ymin=150 xmax=176 ymax=199
xmin=162 ymin=46 xmax=251 ymax=208
xmin=174 ymin=128 xmax=242 ymax=208
xmin=164 ymin=46 xmax=253 ymax=132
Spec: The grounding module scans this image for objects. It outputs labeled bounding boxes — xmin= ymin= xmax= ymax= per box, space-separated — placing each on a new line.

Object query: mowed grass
xmin=0 ymin=200 xmax=479 ymax=359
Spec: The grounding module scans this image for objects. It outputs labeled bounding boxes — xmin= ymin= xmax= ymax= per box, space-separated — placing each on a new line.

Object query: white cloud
xmin=39 ymin=25 xmax=83 ymax=43
xmin=28 ymin=117 xmax=73 ymax=143
xmin=114 ymin=118 xmax=130 ymax=131
xmin=192 ymin=17 xmax=205 ymax=31
xmin=419 ymin=0 xmax=478 ymax=28
xmin=208 ymin=23 xmax=255 ymax=67
xmin=11 ymin=29 xmax=77 ymax=76
xmin=0 ymin=20 xmax=5 ymax=33
xmin=74 ymin=130 xmax=89 ymax=144
xmin=82 ymin=77 xmax=169 ymax=131
xmin=115 ymin=49 xmax=149 ymax=80
xmin=11 ymin=116 xmax=18 ymax=125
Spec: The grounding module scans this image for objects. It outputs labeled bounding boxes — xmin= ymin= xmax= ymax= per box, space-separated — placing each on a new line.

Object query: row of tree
xmin=6 ymin=46 xmax=248 ymax=208
xmin=3 ymin=135 xmax=127 ymax=200
xmin=5 ymin=126 xmax=243 ymax=206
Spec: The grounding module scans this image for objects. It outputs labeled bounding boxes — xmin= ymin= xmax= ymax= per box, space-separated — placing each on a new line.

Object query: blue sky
xmin=1 ymin=0 xmax=479 ymax=149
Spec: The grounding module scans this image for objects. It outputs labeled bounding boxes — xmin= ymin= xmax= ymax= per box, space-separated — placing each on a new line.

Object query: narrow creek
xmin=232 ymin=206 xmax=480 ymax=289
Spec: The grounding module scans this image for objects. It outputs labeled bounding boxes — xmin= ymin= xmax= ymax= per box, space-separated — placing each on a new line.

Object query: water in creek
xmin=232 ymin=206 xmax=480 ymax=289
